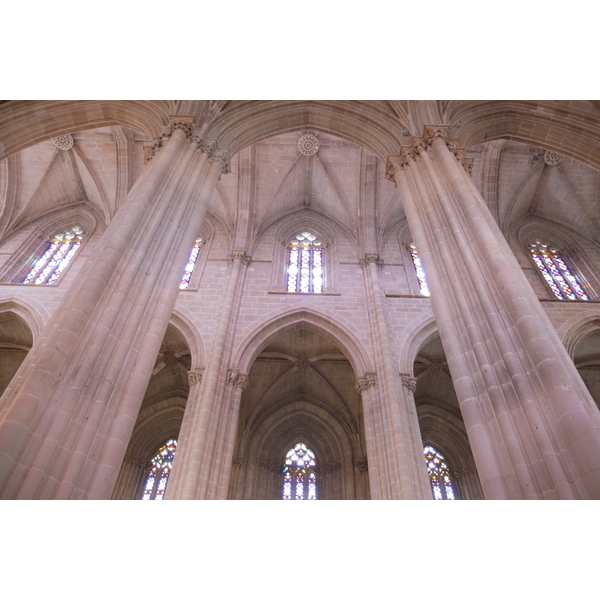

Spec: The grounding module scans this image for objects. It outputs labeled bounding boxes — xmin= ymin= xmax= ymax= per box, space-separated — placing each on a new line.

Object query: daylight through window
xmin=410 ymin=243 xmax=430 ymax=297
xmin=282 ymin=443 xmax=317 ymax=500
xmin=179 ymin=236 xmax=203 ymax=289
xmin=141 ymin=438 xmax=177 ymax=500
xmin=424 ymin=445 xmax=455 ymax=500
xmin=529 ymin=241 xmax=588 ymax=301
xmin=287 ymin=232 xmax=323 ymax=293
xmin=22 ymin=226 xmax=85 ymax=285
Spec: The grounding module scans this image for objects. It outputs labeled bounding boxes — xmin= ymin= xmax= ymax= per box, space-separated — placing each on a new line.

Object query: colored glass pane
xmin=423 ymin=445 xmax=455 ymax=500
xmin=22 ymin=226 xmax=85 ymax=285
xmin=281 ymin=442 xmax=318 ymax=500
xmin=141 ymin=438 xmax=177 ymax=500
xmin=410 ymin=244 xmax=430 ymax=297
xmin=529 ymin=242 xmax=588 ymax=301
xmin=179 ymin=237 xmax=203 ymax=289
xmin=287 ymin=232 xmax=323 ymax=293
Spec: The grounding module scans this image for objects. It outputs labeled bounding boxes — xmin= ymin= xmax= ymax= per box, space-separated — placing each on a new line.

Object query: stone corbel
xmin=359 ymin=254 xmax=383 ymax=269
xmin=400 ymin=374 xmax=417 ymax=394
xmin=227 ymin=251 xmax=251 ymax=267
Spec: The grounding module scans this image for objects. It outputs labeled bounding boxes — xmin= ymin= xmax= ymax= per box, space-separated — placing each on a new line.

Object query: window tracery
xmin=21 ymin=226 xmax=85 ymax=285
xmin=141 ymin=438 xmax=177 ymax=500
xmin=179 ymin=236 xmax=203 ymax=289
xmin=287 ymin=232 xmax=323 ymax=293
xmin=409 ymin=243 xmax=430 ymax=297
xmin=528 ymin=241 xmax=588 ymax=301
xmin=282 ymin=442 xmax=317 ymax=500
xmin=424 ymin=445 xmax=455 ymax=500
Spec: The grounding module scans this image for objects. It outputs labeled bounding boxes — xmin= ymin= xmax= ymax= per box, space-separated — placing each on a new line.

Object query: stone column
xmin=110 ymin=453 xmax=146 ymax=500
xmin=387 ymin=126 xmax=600 ymax=499
xmin=0 ymin=118 xmax=228 ymax=499
xmin=360 ymin=256 xmax=431 ymax=499
xmin=167 ymin=252 xmax=251 ymax=500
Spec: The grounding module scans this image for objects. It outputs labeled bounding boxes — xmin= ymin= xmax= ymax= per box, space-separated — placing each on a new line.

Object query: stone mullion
xmin=363 ymin=258 xmax=424 ymax=499
xmin=70 ymin=151 xmax=218 ymax=499
xmin=0 ymin=128 xmax=196 ymax=499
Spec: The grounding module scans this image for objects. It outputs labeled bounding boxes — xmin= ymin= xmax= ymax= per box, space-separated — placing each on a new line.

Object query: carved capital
xmin=355 ymin=458 xmax=368 ymax=473
xmin=187 ymin=368 xmax=204 ymax=387
xmin=359 ymin=254 xmax=383 ymax=269
xmin=169 ymin=116 xmax=195 ymax=138
xmin=321 ymin=462 xmax=342 ymax=475
xmin=356 ymin=373 xmax=377 ymax=393
xmin=424 ymin=125 xmax=450 ymax=145
xmin=123 ymin=453 xmax=146 ymax=470
xmin=209 ymin=149 xmax=231 ymax=174
xmin=385 ymin=155 xmax=409 ymax=181
xmin=259 ymin=460 xmax=281 ymax=474
xmin=143 ymin=146 xmax=155 ymax=165
xmin=232 ymin=455 xmax=246 ymax=469
xmin=235 ymin=374 xmax=249 ymax=391
xmin=227 ymin=251 xmax=251 ymax=266
xmin=400 ymin=374 xmax=417 ymax=394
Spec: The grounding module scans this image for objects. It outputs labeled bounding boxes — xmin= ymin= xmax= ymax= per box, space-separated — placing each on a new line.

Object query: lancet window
xmin=21 ymin=226 xmax=85 ymax=285
xmin=528 ymin=241 xmax=588 ymax=301
xmin=287 ymin=231 xmax=323 ymax=293
xmin=282 ymin=443 xmax=317 ymax=500
xmin=179 ymin=236 xmax=203 ymax=289
xmin=424 ymin=445 xmax=455 ymax=500
xmin=409 ymin=243 xmax=430 ymax=297
xmin=141 ymin=438 xmax=177 ymax=500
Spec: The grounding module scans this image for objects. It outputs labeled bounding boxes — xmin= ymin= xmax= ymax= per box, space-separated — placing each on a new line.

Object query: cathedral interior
xmin=2 ymin=100 xmax=600 ymax=502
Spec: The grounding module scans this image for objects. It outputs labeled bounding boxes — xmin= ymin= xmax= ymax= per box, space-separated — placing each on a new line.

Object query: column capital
xmin=400 ymin=374 xmax=418 ymax=394
xmin=227 ymin=251 xmax=251 ymax=266
xmin=356 ymin=373 xmax=377 ymax=394
xmin=209 ymin=149 xmax=231 ymax=174
xmin=386 ymin=125 xmax=472 ymax=181
xmin=169 ymin=116 xmax=196 ymax=138
xmin=187 ymin=368 xmax=205 ymax=387
xmin=359 ymin=254 xmax=383 ymax=269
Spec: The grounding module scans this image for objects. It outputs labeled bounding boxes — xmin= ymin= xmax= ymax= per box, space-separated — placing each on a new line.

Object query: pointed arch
xmin=233 ymin=308 xmax=371 ymax=377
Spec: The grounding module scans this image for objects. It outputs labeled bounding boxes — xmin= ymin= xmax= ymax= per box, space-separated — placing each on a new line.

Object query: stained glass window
xmin=424 ymin=445 xmax=455 ymax=500
xmin=282 ymin=442 xmax=317 ymax=500
xmin=410 ymin=244 xmax=430 ymax=297
xmin=287 ymin=232 xmax=323 ymax=293
xmin=21 ymin=226 xmax=85 ymax=285
xmin=529 ymin=241 xmax=588 ymax=301
xmin=179 ymin=236 xmax=203 ymax=289
xmin=141 ymin=438 xmax=177 ymax=500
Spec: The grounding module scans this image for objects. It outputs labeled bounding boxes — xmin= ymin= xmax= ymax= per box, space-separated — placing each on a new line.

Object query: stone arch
xmin=0 ymin=298 xmax=45 ymax=341
xmin=169 ymin=309 xmax=206 ymax=371
xmin=559 ymin=313 xmax=600 ymax=358
xmin=449 ymin=101 xmax=600 ymax=171
xmin=234 ymin=307 xmax=371 ymax=377
xmin=398 ymin=315 xmax=439 ymax=375
xmin=0 ymin=101 xmax=171 ymax=160
xmin=207 ymin=101 xmax=408 ymax=161
xmin=0 ymin=301 xmax=37 ymax=399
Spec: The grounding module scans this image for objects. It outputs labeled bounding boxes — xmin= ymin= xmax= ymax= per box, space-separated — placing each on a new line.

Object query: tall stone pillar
xmin=166 ymin=252 xmax=251 ymax=500
xmin=360 ymin=255 xmax=431 ymax=499
xmin=0 ymin=118 xmax=228 ymax=499
xmin=387 ymin=126 xmax=600 ymax=499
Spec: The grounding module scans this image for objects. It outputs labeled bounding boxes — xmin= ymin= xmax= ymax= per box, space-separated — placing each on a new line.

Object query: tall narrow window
xmin=21 ymin=226 xmax=85 ymax=285
xmin=529 ymin=241 xmax=588 ymax=301
xmin=141 ymin=438 xmax=177 ymax=500
xmin=424 ymin=445 xmax=455 ymax=500
xmin=287 ymin=232 xmax=323 ymax=293
xmin=179 ymin=236 xmax=203 ymax=289
xmin=282 ymin=442 xmax=317 ymax=500
xmin=410 ymin=243 xmax=430 ymax=297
